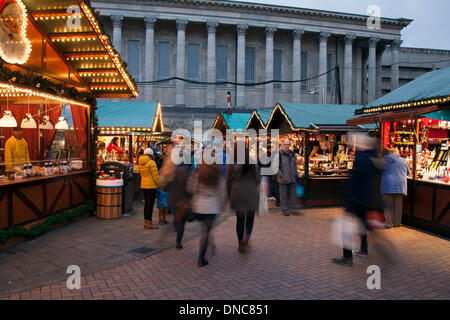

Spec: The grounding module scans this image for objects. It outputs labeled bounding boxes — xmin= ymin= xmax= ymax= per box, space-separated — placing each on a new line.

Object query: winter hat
xmin=144 ymin=148 xmax=154 ymax=156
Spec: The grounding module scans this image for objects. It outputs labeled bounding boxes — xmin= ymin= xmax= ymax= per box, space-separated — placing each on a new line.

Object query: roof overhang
xmin=21 ymin=0 xmax=138 ymax=98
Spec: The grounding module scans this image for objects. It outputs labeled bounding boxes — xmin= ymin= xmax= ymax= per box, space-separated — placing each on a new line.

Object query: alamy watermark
xmin=367 ymin=265 xmax=381 ymax=290
xmin=367 ymin=5 xmax=381 ymax=30
xmin=66 ymin=265 xmax=81 ymax=290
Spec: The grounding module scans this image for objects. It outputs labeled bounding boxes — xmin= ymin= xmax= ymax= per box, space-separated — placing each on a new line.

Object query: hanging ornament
xmin=39 ymin=115 xmax=53 ymax=130
xmin=0 ymin=110 xmax=17 ymax=127
xmin=55 ymin=116 xmax=69 ymax=130
xmin=20 ymin=113 xmax=37 ymax=128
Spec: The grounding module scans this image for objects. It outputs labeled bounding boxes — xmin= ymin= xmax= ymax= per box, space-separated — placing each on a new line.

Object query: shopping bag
xmin=330 ymin=213 xmax=364 ymax=250
xmin=367 ymin=210 xmax=386 ymax=230
xmin=258 ymin=180 xmax=268 ymax=214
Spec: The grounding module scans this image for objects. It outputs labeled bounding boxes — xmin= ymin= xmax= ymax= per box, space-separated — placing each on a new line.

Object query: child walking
xmin=156 ymin=188 xmax=169 ymax=225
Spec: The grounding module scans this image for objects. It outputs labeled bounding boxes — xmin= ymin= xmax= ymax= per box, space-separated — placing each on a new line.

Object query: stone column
xmin=355 ymin=44 xmax=362 ymax=105
xmin=236 ymin=24 xmax=248 ymax=107
xmin=391 ymin=39 xmax=401 ymax=91
xmin=361 ymin=49 xmax=368 ymax=105
xmin=376 ymin=46 xmax=385 ymax=99
xmin=265 ymin=26 xmax=277 ymax=108
xmin=144 ymin=17 xmax=156 ymax=102
xmin=367 ymin=37 xmax=379 ymax=103
xmin=292 ymin=29 xmax=304 ymax=103
xmin=206 ymin=21 xmax=218 ymax=106
xmin=319 ymin=32 xmax=330 ymax=104
xmin=111 ymin=16 xmax=123 ymax=55
xmin=176 ymin=19 xmax=188 ymax=106
xmin=343 ymin=34 xmax=356 ymax=105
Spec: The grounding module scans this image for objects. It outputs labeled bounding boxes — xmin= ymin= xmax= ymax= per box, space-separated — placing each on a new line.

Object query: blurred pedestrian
xmin=139 ymin=148 xmax=163 ymax=229
xmin=161 ymin=142 xmax=193 ymax=249
xmin=187 ymin=162 xmax=226 ymax=267
xmin=332 ymin=134 xmax=378 ymax=266
xmin=227 ymin=147 xmax=261 ymax=253
xmin=277 ymin=139 xmax=298 ymax=216
xmin=381 ymin=147 xmax=410 ymax=228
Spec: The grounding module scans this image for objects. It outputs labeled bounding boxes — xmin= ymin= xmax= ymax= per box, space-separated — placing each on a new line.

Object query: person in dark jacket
xmin=227 ymin=148 xmax=261 ymax=253
xmin=381 ymin=148 xmax=410 ymax=228
xmin=276 ymin=139 xmax=298 ymax=216
xmin=332 ymin=134 xmax=379 ymax=266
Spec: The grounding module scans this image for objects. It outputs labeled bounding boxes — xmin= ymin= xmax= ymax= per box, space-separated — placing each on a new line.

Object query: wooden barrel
xmin=96 ymin=186 xmax=122 ymax=219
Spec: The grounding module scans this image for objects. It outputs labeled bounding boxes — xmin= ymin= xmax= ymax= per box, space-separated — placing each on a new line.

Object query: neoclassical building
xmin=92 ymin=0 xmax=450 ymax=128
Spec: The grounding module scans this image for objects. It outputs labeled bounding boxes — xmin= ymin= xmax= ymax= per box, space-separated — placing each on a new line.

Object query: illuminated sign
xmin=0 ymin=0 xmax=31 ymax=64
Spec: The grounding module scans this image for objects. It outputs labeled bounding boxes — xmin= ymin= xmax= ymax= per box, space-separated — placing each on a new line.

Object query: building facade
xmin=91 ymin=0 xmax=450 ymax=129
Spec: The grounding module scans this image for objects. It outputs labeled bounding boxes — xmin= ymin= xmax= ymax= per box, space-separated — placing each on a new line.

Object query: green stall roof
xmin=421 ymin=108 xmax=450 ymax=121
xmin=257 ymin=109 xmax=273 ymax=126
xmin=359 ymin=67 xmax=450 ymax=113
xmin=275 ymin=102 xmax=363 ymax=129
xmin=221 ymin=112 xmax=252 ymax=131
xmin=97 ymin=102 xmax=157 ymax=128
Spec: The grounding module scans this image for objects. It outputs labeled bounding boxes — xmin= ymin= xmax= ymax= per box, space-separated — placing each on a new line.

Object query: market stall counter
xmin=0 ymin=0 xmax=138 ymax=232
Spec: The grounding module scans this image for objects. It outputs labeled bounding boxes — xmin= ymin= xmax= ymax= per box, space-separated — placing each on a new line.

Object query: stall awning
xmin=421 ymin=108 xmax=450 ymax=121
xmin=267 ymin=103 xmax=362 ymax=131
xmin=356 ymin=67 xmax=450 ymax=115
xmin=22 ymin=0 xmax=138 ymax=98
xmin=347 ymin=105 xmax=442 ymax=125
xmin=97 ymin=102 xmax=157 ymax=128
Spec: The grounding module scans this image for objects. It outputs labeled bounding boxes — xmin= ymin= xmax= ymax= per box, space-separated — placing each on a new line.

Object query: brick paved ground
xmin=0 ymin=200 xmax=231 ymax=296
xmin=0 ymin=207 xmax=449 ymax=300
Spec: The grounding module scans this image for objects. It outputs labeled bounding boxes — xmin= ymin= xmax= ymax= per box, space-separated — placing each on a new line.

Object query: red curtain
xmin=0 ymin=105 xmax=39 ymax=160
xmin=70 ymin=105 xmax=87 ymax=158
xmin=43 ymin=105 xmax=62 ymax=157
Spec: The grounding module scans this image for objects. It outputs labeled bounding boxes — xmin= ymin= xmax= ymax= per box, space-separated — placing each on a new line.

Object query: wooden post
xmin=304 ymin=131 xmax=310 ymax=180
xmin=128 ymin=134 xmax=132 ymax=163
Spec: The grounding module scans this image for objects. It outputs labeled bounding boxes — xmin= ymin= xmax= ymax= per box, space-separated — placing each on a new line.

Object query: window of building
xmin=273 ymin=49 xmax=282 ymax=89
xmin=301 ymin=51 xmax=308 ymax=92
xmin=187 ymin=43 xmax=200 ymax=82
xmin=157 ymin=42 xmax=170 ymax=80
xmin=245 ymin=47 xmax=255 ymax=86
xmin=327 ymin=54 xmax=334 ymax=91
xmin=127 ymin=40 xmax=141 ymax=81
xmin=216 ymin=45 xmax=228 ymax=86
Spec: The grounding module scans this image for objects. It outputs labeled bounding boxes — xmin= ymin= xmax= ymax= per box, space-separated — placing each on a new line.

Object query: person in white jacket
xmin=187 ymin=162 xmax=226 ymax=267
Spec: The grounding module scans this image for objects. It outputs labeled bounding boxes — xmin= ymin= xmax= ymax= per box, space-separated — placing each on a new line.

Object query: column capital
xmin=292 ymin=28 xmax=304 ymax=40
xmin=368 ymin=37 xmax=380 ymax=47
xmin=144 ymin=16 xmax=157 ymax=29
xmin=391 ymin=39 xmax=402 ymax=49
xmin=265 ymin=26 xmax=277 ymax=36
xmin=111 ymin=15 xmax=123 ymax=28
xmin=319 ymin=31 xmax=331 ymax=41
xmin=206 ymin=21 xmax=219 ymax=34
xmin=345 ymin=33 xmax=357 ymax=45
xmin=236 ymin=24 xmax=248 ymax=35
xmin=176 ymin=19 xmax=188 ymax=31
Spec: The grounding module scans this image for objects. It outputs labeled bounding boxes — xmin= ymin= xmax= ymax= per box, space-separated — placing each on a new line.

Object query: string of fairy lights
xmin=28 ymin=1 xmax=139 ymax=97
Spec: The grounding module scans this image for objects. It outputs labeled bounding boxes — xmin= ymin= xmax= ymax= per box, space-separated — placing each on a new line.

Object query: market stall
xmin=348 ymin=67 xmax=450 ymax=237
xmin=265 ymin=103 xmax=366 ymax=207
xmin=96 ymin=101 xmax=166 ymax=166
xmin=0 ymin=0 xmax=137 ymax=229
